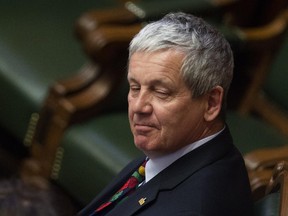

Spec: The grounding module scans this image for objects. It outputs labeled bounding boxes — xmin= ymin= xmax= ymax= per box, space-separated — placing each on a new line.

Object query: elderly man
xmin=78 ymin=12 xmax=253 ymax=216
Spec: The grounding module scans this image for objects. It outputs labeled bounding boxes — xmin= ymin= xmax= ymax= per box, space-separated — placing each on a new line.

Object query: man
xmin=78 ymin=12 xmax=253 ymax=216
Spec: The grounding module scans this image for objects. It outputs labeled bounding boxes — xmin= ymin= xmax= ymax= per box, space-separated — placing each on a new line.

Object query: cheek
xmin=157 ymin=102 xmax=189 ymax=123
xmin=160 ymin=104 xmax=203 ymax=133
xmin=159 ymin=112 xmax=185 ymax=136
xmin=154 ymin=106 xmax=182 ymax=136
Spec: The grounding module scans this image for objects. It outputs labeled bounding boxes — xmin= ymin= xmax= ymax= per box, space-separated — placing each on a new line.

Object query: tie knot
xmin=138 ymin=161 xmax=146 ymax=176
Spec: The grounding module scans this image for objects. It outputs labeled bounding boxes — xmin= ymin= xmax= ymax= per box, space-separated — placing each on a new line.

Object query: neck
xmin=202 ymin=119 xmax=224 ymax=138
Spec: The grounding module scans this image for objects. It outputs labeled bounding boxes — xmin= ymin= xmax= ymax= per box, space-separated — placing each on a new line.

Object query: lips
xmin=134 ymin=123 xmax=158 ymax=134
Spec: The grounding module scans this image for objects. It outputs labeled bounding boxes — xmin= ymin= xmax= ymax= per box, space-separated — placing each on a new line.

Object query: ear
xmin=204 ymin=86 xmax=224 ymax=122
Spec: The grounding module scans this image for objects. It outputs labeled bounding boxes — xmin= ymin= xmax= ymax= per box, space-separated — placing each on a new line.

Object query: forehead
xmin=128 ymin=51 xmax=185 ymax=82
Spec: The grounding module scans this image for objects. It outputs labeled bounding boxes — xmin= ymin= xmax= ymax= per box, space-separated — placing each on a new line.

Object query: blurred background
xmin=0 ymin=0 xmax=288 ymax=214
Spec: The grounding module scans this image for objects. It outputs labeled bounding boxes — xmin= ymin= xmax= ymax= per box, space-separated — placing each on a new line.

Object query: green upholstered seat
xmin=253 ymin=192 xmax=280 ymax=216
xmin=263 ymin=34 xmax=288 ymax=111
xmin=227 ymin=112 xmax=288 ymax=155
xmin=55 ymin=112 xmax=142 ymax=205
xmin=0 ymin=0 xmax=119 ymax=142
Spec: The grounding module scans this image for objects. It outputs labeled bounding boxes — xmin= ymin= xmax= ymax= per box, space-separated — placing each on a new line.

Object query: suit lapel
xmin=159 ymin=127 xmax=233 ymax=190
xmin=106 ymin=127 xmax=233 ymax=216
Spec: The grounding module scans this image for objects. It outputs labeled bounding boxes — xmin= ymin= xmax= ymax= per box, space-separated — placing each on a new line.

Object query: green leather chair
xmin=254 ymin=192 xmax=280 ymax=216
xmin=253 ymin=161 xmax=288 ymax=216
xmin=227 ymin=112 xmax=288 ymax=155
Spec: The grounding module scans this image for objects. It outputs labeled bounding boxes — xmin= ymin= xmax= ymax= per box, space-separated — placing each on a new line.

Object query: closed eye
xmin=130 ymin=85 xmax=140 ymax=91
xmin=154 ymin=89 xmax=170 ymax=99
xmin=129 ymin=84 xmax=141 ymax=97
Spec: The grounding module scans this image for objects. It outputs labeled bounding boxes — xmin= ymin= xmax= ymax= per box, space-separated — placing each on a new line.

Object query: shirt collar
xmin=145 ymin=127 xmax=225 ymax=183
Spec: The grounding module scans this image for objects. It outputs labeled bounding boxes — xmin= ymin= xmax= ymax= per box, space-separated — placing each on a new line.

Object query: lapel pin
xmin=138 ymin=197 xmax=147 ymax=206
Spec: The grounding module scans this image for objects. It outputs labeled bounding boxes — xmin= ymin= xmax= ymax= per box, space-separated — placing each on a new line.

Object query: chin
xmin=134 ymin=138 xmax=152 ymax=152
xmin=134 ymin=140 xmax=149 ymax=151
xmin=134 ymin=141 xmax=163 ymax=159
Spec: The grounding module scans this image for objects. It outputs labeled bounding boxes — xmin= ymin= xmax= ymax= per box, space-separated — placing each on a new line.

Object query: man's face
xmin=128 ymin=50 xmax=209 ymax=158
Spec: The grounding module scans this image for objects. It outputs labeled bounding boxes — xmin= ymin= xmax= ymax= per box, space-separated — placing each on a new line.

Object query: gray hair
xmin=129 ymin=12 xmax=234 ymax=103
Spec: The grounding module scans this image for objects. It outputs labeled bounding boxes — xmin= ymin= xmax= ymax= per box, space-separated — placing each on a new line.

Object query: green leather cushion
xmin=227 ymin=112 xmax=288 ymax=155
xmin=254 ymin=192 xmax=280 ymax=216
xmin=263 ymin=34 xmax=288 ymax=111
xmin=55 ymin=112 xmax=142 ymax=205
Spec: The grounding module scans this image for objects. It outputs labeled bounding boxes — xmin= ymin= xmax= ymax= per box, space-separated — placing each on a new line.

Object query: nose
xmin=130 ymin=90 xmax=153 ymax=114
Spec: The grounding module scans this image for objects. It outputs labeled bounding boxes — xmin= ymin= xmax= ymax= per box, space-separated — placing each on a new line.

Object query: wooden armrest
xmin=75 ymin=7 xmax=137 ymax=40
xmin=57 ymin=71 xmax=123 ymax=124
xmin=57 ymin=26 xmax=133 ymax=123
xmin=245 ymin=146 xmax=288 ymax=171
xmin=51 ymin=63 xmax=99 ymax=97
xmin=75 ymin=0 xmax=239 ymax=42
xmin=50 ymin=24 xmax=142 ymax=98
xmin=28 ymin=23 xmax=137 ymax=177
xmin=235 ymin=9 xmax=288 ymax=114
xmin=80 ymin=24 xmax=142 ymax=62
xmin=267 ymin=161 xmax=288 ymax=193
xmin=265 ymin=161 xmax=288 ymax=215
xmin=30 ymin=66 xmax=127 ymax=177
xmin=235 ymin=9 xmax=288 ymax=44
xmin=248 ymin=169 xmax=273 ymax=201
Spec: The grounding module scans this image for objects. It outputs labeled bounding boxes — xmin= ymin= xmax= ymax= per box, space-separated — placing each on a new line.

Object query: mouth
xmin=134 ymin=123 xmax=158 ymax=134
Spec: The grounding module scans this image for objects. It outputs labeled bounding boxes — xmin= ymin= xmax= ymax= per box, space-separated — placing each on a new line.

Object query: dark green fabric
xmin=254 ymin=192 xmax=280 ymax=216
xmin=263 ymin=34 xmax=288 ymax=111
xmin=0 ymin=0 xmax=118 ymax=140
xmin=57 ymin=112 xmax=142 ymax=205
xmin=227 ymin=112 xmax=288 ymax=155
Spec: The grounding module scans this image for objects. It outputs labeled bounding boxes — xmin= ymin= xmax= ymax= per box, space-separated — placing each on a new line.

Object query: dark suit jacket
xmin=78 ymin=127 xmax=253 ymax=216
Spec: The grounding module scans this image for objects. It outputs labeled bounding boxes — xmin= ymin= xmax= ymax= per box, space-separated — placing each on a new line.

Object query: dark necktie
xmin=91 ymin=159 xmax=147 ymax=215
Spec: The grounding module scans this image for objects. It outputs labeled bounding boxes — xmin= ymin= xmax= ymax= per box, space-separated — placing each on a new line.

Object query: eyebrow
xmin=150 ymin=79 xmax=171 ymax=87
xmin=127 ymin=76 xmax=138 ymax=83
xmin=128 ymin=76 xmax=173 ymax=88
